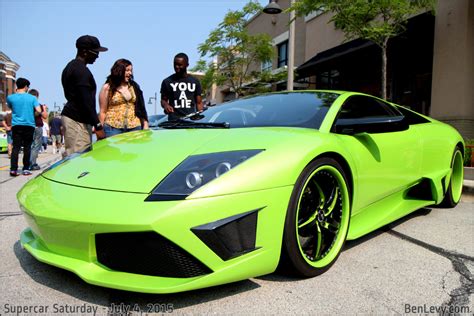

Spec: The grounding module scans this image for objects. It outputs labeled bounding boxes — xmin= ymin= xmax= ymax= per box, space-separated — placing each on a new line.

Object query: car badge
xmin=78 ymin=172 xmax=90 ymax=179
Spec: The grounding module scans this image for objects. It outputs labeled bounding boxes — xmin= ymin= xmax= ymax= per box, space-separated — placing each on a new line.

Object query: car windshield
xmin=158 ymin=92 xmax=339 ymax=130
xmin=148 ymin=114 xmax=166 ymax=127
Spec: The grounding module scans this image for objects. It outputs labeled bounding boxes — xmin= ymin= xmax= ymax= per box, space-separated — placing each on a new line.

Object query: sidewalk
xmin=0 ymin=150 xmax=62 ymax=183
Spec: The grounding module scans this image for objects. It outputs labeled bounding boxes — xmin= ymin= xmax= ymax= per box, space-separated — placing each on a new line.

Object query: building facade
xmin=0 ymin=51 xmax=20 ymax=111
xmin=222 ymin=0 xmax=473 ymax=138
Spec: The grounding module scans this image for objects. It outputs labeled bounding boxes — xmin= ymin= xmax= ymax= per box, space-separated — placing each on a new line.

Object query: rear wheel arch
xmin=456 ymin=141 xmax=465 ymax=156
xmin=439 ymin=144 xmax=464 ymax=208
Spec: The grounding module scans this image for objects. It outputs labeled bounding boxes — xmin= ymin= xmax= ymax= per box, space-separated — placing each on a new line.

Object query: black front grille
xmin=96 ymin=232 xmax=212 ymax=278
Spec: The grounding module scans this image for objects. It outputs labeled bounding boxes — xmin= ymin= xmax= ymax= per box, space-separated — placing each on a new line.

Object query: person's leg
xmin=73 ymin=123 xmax=92 ymax=153
xmin=30 ymin=127 xmax=42 ymax=168
xmin=62 ymin=116 xmax=92 ymax=157
xmin=10 ymin=126 xmax=22 ymax=174
xmin=51 ymin=134 xmax=57 ymax=153
xmin=42 ymin=136 xmax=48 ymax=151
xmin=21 ymin=126 xmax=35 ymax=172
xmin=7 ymin=130 xmax=12 ymax=158
xmin=62 ymin=116 xmax=79 ymax=157
xmin=58 ymin=134 xmax=63 ymax=152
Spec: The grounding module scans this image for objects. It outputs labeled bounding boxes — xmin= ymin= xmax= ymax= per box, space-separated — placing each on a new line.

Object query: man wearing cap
xmin=61 ymin=35 xmax=107 ymax=157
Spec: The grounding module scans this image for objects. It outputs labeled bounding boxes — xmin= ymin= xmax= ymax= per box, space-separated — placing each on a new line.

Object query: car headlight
xmin=146 ymin=150 xmax=263 ymax=201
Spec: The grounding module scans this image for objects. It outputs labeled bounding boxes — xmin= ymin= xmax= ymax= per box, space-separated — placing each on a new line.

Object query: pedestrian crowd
xmin=4 ymin=34 xmax=203 ymax=177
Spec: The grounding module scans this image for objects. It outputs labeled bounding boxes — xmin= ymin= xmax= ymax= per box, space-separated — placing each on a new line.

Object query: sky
xmin=1 ymin=0 xmax=266 ymax=115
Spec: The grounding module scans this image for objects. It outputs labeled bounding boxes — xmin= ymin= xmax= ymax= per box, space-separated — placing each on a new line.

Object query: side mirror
xmin=334 ymin=115 xmax=408 ymax=135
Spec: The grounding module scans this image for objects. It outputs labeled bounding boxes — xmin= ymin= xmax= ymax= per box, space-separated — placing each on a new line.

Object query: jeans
xmin=30 ymin=126 xmax=43 ymax=166
xmin=6 ymin=130 xmax=12 ymax=144
xmin=104 ymin=124 xmax=141 ymax=137
xmin=11 ymin=125 xmax=35 ymax=171
xmin=42 ymin=136 xmax=48 ymax=150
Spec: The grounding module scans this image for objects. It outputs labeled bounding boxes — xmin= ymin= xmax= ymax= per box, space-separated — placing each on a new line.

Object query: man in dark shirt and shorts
xmin=50 ymin=115 xmax=63 ymax=154
xmin=61 ymin=35 xmax=107 ymax=157
xmin=160 ymin=53 xmax=203 ymax=120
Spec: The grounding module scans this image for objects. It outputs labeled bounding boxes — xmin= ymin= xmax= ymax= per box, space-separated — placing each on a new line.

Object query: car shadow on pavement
xmin=258 ymin=208 xmax=433 ymax=283
xmin=13 ymin=241 xmax=260 ymax=311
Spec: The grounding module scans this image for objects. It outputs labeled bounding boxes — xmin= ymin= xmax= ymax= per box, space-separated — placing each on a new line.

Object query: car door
xmin=333 ymin=95 xmax=423 ymax=212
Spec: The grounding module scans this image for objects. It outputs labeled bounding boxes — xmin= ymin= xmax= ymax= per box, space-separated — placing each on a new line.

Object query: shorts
xmin=51 ymin=134 xmax=62 ymax=144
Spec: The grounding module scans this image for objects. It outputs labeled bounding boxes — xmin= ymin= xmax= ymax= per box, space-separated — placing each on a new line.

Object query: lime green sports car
xmin=18 ymin=91 xmax=464 ymax=293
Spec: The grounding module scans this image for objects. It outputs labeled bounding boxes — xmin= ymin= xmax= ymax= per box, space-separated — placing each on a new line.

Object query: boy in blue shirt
xmin=6 ymin=78 xmax=43 ymax=176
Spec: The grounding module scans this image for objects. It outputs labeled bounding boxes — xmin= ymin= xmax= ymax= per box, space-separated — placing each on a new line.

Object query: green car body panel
xmin=18 ymin=91 xmax=464 ymax=293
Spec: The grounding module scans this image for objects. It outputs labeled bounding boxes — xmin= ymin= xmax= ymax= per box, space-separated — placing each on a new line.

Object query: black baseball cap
xmin=75 ymin=35 xmax=108 ymax=52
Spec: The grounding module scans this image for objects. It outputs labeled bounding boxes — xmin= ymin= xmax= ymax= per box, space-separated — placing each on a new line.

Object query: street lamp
xmin=148 ymin=92 xmax=157 ymax=115
xmin=263 ymin=0 xmax=295 ymax=91
xmin=54 ymin=101 xmax=61 ymax=113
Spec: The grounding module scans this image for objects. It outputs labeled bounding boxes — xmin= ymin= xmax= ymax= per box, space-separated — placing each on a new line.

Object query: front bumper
xmin=18 ymin=176 xmax=292 ymax=293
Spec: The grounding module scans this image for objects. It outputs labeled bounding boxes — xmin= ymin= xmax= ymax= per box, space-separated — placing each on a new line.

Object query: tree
xmin=196 ymin=1 xmax=275 ymax=98
xmin=290 ymin=0 xmax=436 ymax=99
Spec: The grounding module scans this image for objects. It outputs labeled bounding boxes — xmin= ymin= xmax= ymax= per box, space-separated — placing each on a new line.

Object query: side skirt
xmin=347 ymin=180 xmax=435 ymax=240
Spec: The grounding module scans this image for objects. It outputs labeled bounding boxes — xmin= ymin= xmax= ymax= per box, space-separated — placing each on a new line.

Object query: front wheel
xmin=439 ymin=147 xmax=464 ymax=208
xmin=280 ymin=158 xmax=351 ymax=277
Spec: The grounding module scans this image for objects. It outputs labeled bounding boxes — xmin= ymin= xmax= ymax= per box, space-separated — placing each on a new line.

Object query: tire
xmin=439 ymin=147 xmax=464 ymax=208
xmin=280 ymin=158 xmax=351 ymax=277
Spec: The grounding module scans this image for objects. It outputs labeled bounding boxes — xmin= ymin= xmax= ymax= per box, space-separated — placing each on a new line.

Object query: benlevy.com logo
xmin=405 ymin=304 xmax=471 ymax=314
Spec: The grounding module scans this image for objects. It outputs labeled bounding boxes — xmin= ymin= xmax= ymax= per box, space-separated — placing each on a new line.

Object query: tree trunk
xmin=381 ymin=38 xmax=388 ymax=100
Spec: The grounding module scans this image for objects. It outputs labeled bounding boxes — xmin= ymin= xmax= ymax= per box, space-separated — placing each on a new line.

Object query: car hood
xmin=41 ymin=127 xmax=325 ymax=194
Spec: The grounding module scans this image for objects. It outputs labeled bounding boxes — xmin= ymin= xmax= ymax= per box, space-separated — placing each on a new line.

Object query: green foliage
xmin=48 ymin=111 xmax=56 ymax=123
xmin=245 ymin=69 xmax=288 ymax=96
xmin=196 ymin=1 xmax=275 ymax=98
xmin=465 ymin=139 xmax=473 ymax=167
xmin=291 ymin=0 xmax=435 ymax=48
xmin=190 ymin=60 xmax=215 ymax=95
xmin=289 ymin=0 xmax=436 ymax=99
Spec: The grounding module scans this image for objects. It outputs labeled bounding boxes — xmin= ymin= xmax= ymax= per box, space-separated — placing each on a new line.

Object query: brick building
xmin=0 ymin=51 xmax=20 ymax=111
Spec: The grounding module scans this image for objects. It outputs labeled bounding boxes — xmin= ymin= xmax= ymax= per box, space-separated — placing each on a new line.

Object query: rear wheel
xmin=439 ymin=147 xmax=464 ymax=208
xmin=280 ymin=158 xmax=351 ymax=277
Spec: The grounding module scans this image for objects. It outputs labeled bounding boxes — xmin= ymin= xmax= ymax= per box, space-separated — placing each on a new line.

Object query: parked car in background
xmin=0 ymin=128 xmax=7 ymax=153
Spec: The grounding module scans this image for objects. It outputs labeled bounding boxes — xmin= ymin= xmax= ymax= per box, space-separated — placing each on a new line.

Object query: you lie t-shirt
xmin=160 ymin=74 xmax=202 ymax=118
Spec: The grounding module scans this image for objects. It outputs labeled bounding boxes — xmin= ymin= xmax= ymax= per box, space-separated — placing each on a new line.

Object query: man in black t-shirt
xmin=61 ymin=35 xmax=107 ymax=157
xmin=160 ymin=53 xmax=203 ymax=120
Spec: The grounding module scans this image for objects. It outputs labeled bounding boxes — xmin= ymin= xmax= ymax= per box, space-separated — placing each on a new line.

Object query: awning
xmin=297 ymin=39 xmax=375 ymax=73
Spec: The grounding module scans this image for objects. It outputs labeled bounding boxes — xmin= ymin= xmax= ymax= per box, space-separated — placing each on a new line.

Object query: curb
xmin=39 ymin=155 xmax=61 ymax=169
xmin=462 ymin=167 xmax=474 ymax=199
xmin=464 ymin=167 xmax=474 ymax=181
xmin=463 ymin=180 xmax=474 ymax=195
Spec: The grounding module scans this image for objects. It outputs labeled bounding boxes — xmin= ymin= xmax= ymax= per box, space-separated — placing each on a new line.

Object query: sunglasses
xmin=87 ymin=50 xmax=99 ymax=57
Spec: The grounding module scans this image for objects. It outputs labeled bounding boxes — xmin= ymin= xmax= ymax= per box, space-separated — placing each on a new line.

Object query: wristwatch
xmin=95 ymin=122 xmax=103 ymax=131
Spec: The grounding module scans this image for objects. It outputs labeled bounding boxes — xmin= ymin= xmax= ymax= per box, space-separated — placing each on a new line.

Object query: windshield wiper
xmin=182 ymin=111 xmax=205 ymax=120
xmin=158 ymin=120 xmax=230 ymax=129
